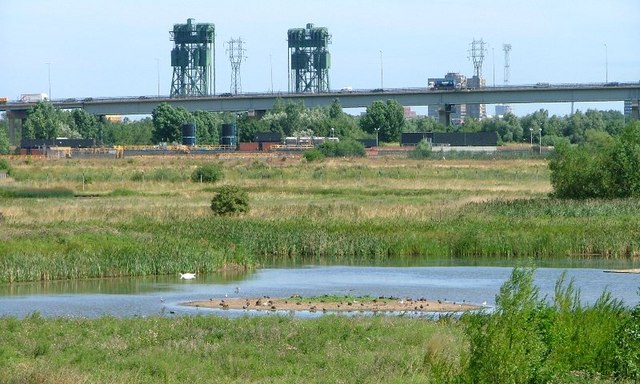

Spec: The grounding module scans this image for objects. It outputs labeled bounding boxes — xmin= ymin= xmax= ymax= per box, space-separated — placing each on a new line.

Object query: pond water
xmin=0 ymin=264 xmax=638 ymax=318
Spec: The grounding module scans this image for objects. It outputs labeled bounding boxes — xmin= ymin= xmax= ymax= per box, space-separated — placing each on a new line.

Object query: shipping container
xmin=238 ymin=142 xmax=259 ymax=151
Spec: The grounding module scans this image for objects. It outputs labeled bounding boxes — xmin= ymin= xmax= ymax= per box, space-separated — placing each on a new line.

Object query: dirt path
xmin=184 ymin=296 xmax=482 ymax=313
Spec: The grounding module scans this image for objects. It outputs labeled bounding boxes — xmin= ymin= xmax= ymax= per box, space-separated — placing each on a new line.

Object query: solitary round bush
xmin=210 ymin=185 xmax=249 ymax=216
xmin=191 ymin=164 xmax=224 ymax=183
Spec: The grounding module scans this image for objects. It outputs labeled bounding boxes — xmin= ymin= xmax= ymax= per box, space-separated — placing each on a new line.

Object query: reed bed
xmin=0 ymin=155 xmax=637 ymax=283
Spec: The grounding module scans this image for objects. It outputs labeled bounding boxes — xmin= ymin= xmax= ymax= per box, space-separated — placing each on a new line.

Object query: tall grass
xmin=0 ymin=314 xmax=444 ymax=383
xmin=0 ymin=187 xmax=75 ymax=198
xmin=0 ymin=156 xmax=638 ymax=283
xmin=460 ymin=267 xmax=640 ymax=383
xmin=0 ymin=270 xmax=638 ymax=383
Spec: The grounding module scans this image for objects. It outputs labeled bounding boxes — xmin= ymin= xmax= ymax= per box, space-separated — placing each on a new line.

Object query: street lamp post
xmin=538 ymin=128 xmax=542 ymax=154
xmin=375 ymin=128 xmax=380 ymax=147
xmin=269 ymin=54 xmax=274 ymax=94
xmin=379 ymin=50 xmax=383 ymax=89
xmin=330 ymin=127 xmax=335 ymax=138
xmin=155 ymin=58 xmax=160 ymax=96
xmin=604 ymin=43 xmax=608 ymax=83
xmin=46 ymin=62 xmax=51 ymax=100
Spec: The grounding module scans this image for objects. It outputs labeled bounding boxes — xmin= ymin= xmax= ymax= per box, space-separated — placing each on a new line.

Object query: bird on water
xmin=180 ymin=273 xmax=196 ymax=280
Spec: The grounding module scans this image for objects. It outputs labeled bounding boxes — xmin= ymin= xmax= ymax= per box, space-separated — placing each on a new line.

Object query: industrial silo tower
xmin=170 ymin=18 xmax=215 ymax=97
xmin=287 ymin=23 xmax=331 ymax=93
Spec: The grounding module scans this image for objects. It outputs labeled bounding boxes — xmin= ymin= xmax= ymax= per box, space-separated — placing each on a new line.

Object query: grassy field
xmin=2 ymin=154 xmax=640 ymax=383
xmin=1 ymin=154 xmax=639 ymax=283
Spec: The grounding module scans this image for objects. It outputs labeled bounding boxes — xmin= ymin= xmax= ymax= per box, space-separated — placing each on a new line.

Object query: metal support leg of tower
xmin=438 ymin=104 xmax=453 ymax=126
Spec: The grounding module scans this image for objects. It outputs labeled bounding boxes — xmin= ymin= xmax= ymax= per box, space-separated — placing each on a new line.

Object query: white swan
xmin=180 ymin=272 xmax=196 ymax=280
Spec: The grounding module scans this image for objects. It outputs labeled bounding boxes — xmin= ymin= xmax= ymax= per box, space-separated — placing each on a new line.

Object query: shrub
xmin=408 ymin=139 xmax=432 ymax=159
xmin=317 ymin=139 xmax=366 ymax=157
xmin=550 ymin=122 xmax=640 ymax=199
xmin=0 ymin=158 xmax=12 ymax=176
xmin=463 ymin=267 xmax=547 ymax=383
xmin=210 ymin=185 xmax=249 ymax=215
xmin=303 ymin=148 xmax=325 ymax=162
xmin=614 ymin=298 xmax=640 ymax=380
xmin=191 ymin=164 xmax=224 ymax=183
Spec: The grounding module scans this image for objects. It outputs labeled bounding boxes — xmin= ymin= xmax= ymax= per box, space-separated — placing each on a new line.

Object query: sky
xmin=1 ymin=0 xmax=638 ymax=117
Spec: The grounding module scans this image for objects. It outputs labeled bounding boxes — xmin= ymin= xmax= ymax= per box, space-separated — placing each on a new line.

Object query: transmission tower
xmin=287 ymin=23 xmax=331 ymax=93
xmin=467 ymin=38 xmax=487 ymax=119
xmin=468 ymin=38 xmax=487 ymax=79
xmin=169 ymin=18 xmax=215 ymax=97
xmin=226 ymin=37 xmax=246 ymax=95
xmin=503 ymin=43 xmax=512 ymax=85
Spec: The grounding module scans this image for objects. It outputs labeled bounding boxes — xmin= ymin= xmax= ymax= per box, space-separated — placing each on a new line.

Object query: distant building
xmin=403 ymin=106 xmax=417 ymax=119
xmin=624 ymin=100 xmax=633 ymax=120
xmin=495 ymin=104 xmax=513 ymax=116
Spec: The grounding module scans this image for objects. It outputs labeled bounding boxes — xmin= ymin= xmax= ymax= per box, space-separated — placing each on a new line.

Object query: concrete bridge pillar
xmin=438 ymin=104 xmax=453 ymax=126
xmin=632 ymin=101 xmax=639 ymax=121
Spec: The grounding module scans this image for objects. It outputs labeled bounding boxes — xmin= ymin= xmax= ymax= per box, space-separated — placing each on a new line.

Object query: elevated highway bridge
xmin=2 ymin=83 xmax=639 ymax=144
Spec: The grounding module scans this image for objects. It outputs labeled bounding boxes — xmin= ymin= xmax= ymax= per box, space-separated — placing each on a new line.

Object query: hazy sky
xmin=1 ymin=0 xmax=638 ymax=116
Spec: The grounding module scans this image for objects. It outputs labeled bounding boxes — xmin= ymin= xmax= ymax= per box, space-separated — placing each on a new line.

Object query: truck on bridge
xmin=428 ymin=79 xmax=460 ymax=90
xmin=19 ymin=93 xmax=49 ymax=102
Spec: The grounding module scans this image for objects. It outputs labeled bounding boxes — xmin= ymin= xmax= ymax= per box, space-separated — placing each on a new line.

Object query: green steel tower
xmin=170 ymin=19 xmax=215 ymax=97
xmin=287 ymin=23 xmax=331 ymax=93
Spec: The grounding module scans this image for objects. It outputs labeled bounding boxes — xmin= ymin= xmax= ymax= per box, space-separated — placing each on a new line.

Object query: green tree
xmin=70 ymin=109 xmax=98 ymax=139
xmin=360 ymin=99 xmax=405 ymax=143
xmin=0 ymin=124 xmax=10 ymax=154
xmin=101 ymin=118 xmax=154 ymax=145
xmin=549 ymin=122 xmax=640 ymax=199
xmin=192 ymin=110 xmax=221 ymax=145
xmin=22 ymin=102 xmax=60 ymax=139
xmin=329 ymin=98 xmax=344 ymax=119
xmin=603 ymin=122 xmax=640 ymax=198
xmin=237 ymin=115 xmax=270 ymax=142
xmin=549 ymin=140 xmax=608 ymax=199
xmin=404 ymin=116 xmax=443 ymax=133
xmin=261 ymin=99 xmax=305 ymax=137
xmin=151 ymin=102 xmax=192 ymax=143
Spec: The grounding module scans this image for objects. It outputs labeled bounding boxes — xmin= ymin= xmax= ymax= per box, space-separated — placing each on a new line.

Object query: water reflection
xmin=0 ymin=264 xmax=638 ymax=319
xmin=0 ymin=270 xmax=253 ymax=297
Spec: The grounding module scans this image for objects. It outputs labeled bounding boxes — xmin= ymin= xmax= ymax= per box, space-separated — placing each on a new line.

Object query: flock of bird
xmin=166 ymin=272 xmax=488 ymax=314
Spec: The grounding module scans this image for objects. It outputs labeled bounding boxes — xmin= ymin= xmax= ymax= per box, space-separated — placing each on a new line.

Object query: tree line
xmin=0 ymin=98 xmax=630 ymax=151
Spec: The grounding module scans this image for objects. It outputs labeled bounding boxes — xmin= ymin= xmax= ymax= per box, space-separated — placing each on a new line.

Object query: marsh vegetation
xmin=1 ymin=155 xmax=639 ymax=283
